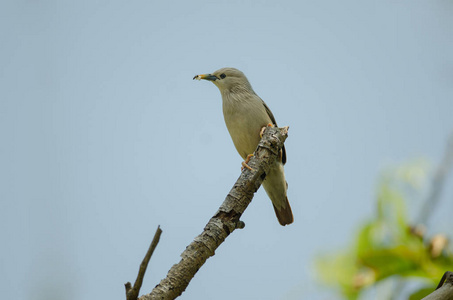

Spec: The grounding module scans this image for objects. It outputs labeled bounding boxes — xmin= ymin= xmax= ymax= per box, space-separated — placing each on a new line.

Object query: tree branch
xmin=416 ymin=132 xmax=453 ymax=225
xmin=391 ymin=133 xmax=453 ymax=300
xmin=421 ymin=271 xmax=453 ymax=300
xmin=139 ymin=125 xmax=289 ymax=300
xmin=125 ymin=226 xmax=163 ymax=300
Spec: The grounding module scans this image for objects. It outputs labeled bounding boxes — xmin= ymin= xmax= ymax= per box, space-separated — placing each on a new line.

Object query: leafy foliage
xmin=316 ymin=161 xmax=453 ymax=299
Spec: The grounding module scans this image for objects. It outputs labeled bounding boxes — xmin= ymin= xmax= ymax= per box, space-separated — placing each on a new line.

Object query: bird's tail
xmin=272 ymin=197 xmax=293 ymax=226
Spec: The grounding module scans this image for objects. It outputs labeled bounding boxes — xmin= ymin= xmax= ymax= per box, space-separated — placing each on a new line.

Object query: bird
xmin=421 ymin=271 xmax=453 ymax=300
xmin=193 ymin=67 xmax=293 ymax=226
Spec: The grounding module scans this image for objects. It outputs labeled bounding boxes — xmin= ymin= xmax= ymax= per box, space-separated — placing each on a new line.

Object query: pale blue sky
xmin=1 ymin=1 xmax=453 ymax=299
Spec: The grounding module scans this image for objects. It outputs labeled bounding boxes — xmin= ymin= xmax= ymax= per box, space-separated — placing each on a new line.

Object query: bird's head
xmin=193 ymin=67 xmax=253 ymax=93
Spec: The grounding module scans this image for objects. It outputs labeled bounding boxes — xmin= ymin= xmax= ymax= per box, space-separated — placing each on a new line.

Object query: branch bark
xmin=139 ymin=125 xmax=289 ymax=300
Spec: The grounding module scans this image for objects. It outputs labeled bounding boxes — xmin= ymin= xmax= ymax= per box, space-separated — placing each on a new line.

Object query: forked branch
xmin=137 ymin=125 xmax=289 ymax=300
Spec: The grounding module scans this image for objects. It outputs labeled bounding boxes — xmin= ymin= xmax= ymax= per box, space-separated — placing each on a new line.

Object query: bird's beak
xmin=193 ymin=74 xmax=218 ymax=81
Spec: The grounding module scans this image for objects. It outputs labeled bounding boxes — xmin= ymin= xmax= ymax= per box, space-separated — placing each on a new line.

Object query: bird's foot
xmin=241 ymin=154 xmax=254 ymax=171
xmin=260 ymin=123 xmax=274 ymax=138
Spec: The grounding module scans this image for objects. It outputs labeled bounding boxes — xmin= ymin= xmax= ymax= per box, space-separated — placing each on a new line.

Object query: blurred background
xmin=1 ymin=1 xmax=452 ymax=299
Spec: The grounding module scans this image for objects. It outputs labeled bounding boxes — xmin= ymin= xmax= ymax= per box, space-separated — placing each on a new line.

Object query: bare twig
xmin=125 ymin=226 xmax=163 ymax=300
xmin=416 ymin=132 xmax=453 ymax=225
xmin=138 ymin=125 xmax=289 ymax=300
xmin=391 ymin=132 xmax=453 ymax=300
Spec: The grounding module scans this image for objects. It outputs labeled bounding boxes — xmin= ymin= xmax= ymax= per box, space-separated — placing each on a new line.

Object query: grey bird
xmin=194 ymin=67 xmax=293 ymax=226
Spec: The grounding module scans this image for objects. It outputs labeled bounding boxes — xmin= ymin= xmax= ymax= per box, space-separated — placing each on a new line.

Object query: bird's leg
xmin=243 ymin=124 xmax=273 ymax=171
xmin=260 ymin=123 xmax=274 ymax=138
xmin=241 ymin=154 xmax=254 ymax=171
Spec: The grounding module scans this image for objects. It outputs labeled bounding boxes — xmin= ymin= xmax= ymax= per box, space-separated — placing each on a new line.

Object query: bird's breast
xmin=222 ymin=94 xmax=272 ymax=159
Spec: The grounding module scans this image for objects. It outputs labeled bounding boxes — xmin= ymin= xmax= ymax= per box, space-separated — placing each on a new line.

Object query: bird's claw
xmin=260 ymin=123 xmax=274 ymax=138
xmin=241 ymin=154 xmax=254 ymax=171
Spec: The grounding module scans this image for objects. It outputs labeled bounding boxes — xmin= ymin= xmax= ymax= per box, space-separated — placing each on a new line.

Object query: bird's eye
xmin=220 ymin=73 xmax=226 ymax=79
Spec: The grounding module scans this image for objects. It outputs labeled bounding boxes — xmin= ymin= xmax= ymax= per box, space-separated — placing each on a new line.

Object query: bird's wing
xmin=261 ymin=100 xmax=287 ymax=165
